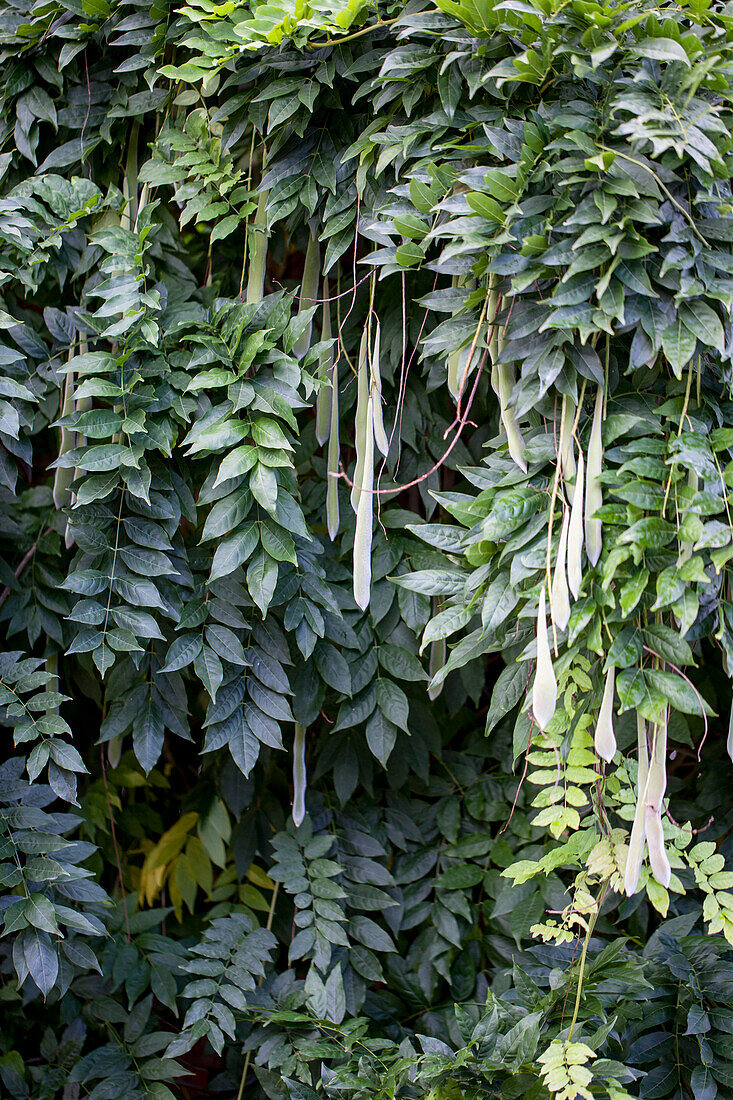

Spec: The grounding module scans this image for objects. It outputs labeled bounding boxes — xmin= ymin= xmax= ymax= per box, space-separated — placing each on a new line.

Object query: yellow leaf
xmin=246 ymin=863 xmax=275 ymax=890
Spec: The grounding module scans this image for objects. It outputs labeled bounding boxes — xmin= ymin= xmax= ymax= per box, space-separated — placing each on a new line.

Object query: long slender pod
xmin=292 ymin=724 xmax=307 ymax=826
xmin=533 ymin=586 xmax=557 ymax=731
xmin=585 ymin=383 xmax=604 ymax=565
xmin=370 ymin=316 xmax=389 ymax=457
xmin=678 ymin=469 xmax=698 ymax=567
xmin=558 ymin=393 xmax=576 ymax=481
xmin=449 ymin=275 xmax=484 ymax=402
xmin=624 ymin=713 xmax=649 ymax=896
xmin=53 ymin=341 xmax=78 ymax=513
xmin=353 ymin=394 xmax=374 ymax=610
xmin=246 ymin=187 xmax=268 ymax=305
xmin=490 ymin=290 xmax=527 ymax=473
xmin=316 ymin=276 xmax=332 ymax=446
xmin=645 ymin=717 xmax=671 ymax=887
xmin=551 ymin=508 xmax=571 ymax=632
xmin=121 ymin=121 xmax=139 ymax=233
xmin=326 ymin=284 xmax=340 ymax=541
xmin=567 ymin=445 xmax=585 ymax=599
xmin=294 ymin=231 xmax=321 ymax=360
xmin=351 ymin=327 xmax=369 ymax=513
xmin=594 ymin=664 xmax=617 ymax=762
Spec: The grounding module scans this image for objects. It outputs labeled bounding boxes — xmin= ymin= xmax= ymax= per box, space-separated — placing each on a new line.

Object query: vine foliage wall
xmin=1 ymin=0 xmax=733 ymax=1097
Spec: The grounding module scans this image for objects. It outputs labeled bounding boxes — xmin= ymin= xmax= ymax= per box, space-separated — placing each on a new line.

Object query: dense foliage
xmin=2 ymin=0 xmax=733 ymax=1096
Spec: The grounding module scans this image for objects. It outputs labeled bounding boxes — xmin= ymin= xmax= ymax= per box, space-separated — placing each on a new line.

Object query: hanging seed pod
xmin=558 ymin=393 xmax=576 ymax=481
xmin=488 ymin=288 xmax=526 ymax=473
xmin=351 ymin=328 xmax=370 ymax=513
xmin=293 ymin=231 xmax=321 ymax=360
xmin=645 ymin=718 xmax=671 ymax=887
xmin=624 ymin=713 xmax=648 ymax=897
xmin=316 ymin=277 xmax=332 ymax=447
xmin=246 ymin=188 xmax=268 ymax=305
xmin=447 ymin=275 xmax=481 ymax=401
xmin=447 ymin=274 xmax=463 ymax=400
xmin=369 ymin=317 xmax=389 ymax=457
xmin=64 ymin=337 xmax=90 ymax=549
xmin=585 ymin=383 xmax=604 ymax=565
xmin=326 ymin=291 xmax=340 ymax=542
xmin=121 ymin=122 xmax=139 ymax=233
xmin=645 ymin=810 xmax=670 ymax=888
xmin=567 ymin=445 xmax=585 ymax=599
xmin=533 ymin=586 xmax=557 ymax=731
xmin=594 ymin=664 xmax=617 ymax=762
xmin=495 ymin=361 xmax=527 ymax=474
xmin=108 ymin=735 xmax=123 ymax=769
xmin=292 ymin=723 xmax=307 ymax=827
xmin=428 ymin=639 xmax=446 ymax=701
xmin=727 ymin=697 xmax=733 ymax=763
xmin=353 ymin=394 xmax=374 ymax=611
xmin=678 ymin=469 xmax=698 ymax=567
xmin=53 ymin=343 xmax=78 ymax=513
xmin=428 ymin=597 xmax=445 ymax=701
xmin=551 ymin=508 xmax=571 ymax=632
xmin=133 ymin=183 xmax=149 ymax=234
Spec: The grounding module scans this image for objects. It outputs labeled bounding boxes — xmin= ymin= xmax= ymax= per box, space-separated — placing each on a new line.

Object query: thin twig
xmin=236 ymin=881 xmax=280 ymax=1100
xmin=333 ymin=348 xmax=487 ymax=497
xmin=0 ymin=541 xmax=38 ymax=610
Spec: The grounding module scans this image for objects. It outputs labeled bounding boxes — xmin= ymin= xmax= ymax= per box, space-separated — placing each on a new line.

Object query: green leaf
xmin=661 ymin=319 xmax=697 ymax=378
xmin=485 ymin=661 xmax=526 ymax=734
xmin=632 ymin=37 xmax=691 ymax=66
xmin=365 ymin=708 xmax=397 ymax=765
xmin=376 ymin=679 xmax=409 ymax=732
xmin=247 ymin=549 xmax=278 ymax=617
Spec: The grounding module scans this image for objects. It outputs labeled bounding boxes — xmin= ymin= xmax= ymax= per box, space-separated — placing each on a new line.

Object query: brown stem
xmin=333 ymin=348 xmax=487 ymax=497
xmin=0 ymin=541 xmax=38 ymax=610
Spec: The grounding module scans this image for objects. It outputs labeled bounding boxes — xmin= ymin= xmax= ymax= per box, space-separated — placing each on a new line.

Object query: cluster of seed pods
xmin=532 ymin=383 xmax=605 ymax=737
xmin=624 ymin=714 xmax=671 ymax=894
xmin=529 ymin=384 xmax=672 ymax=893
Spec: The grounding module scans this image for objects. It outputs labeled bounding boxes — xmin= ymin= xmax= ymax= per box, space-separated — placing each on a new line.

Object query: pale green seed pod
xmin=727 ymin=697 xmax=733 ymax=763
xmin=316 ymin=277 xmax=332 ymax=447
xmin=645 ymin=718 xmax=671 ymax=887
xmin=292 ymin=723 xmax=307 ymax=827
xmin=447 ymin=275 xmax=482 ymax=402
xmin=585 ymin=383 xmax=604 ymax=565
xmin=446 ymin=274 xmax=464 ymax=400
xmin=121 ymin=122 xmax=139 ymax=233
xmin=532 ymin=586 xmax=557 ymax=731
xmin=326 ymin=316 xmax=340 ymax=542
xmin=567 ymin=445 xmax=585 ymax=599
xmin=624 ymin=712 xmax=648 ymax=897
xmin=678 ymin=469 xmax=698 ymax=567
xmin=645 ymin=810 xmax=670 ymax=888
xmin=550 ymin=508 xmax=571 ymax=632
xmin=558 ymin=393 xmax=576 ymax=482
xmin=353 ymin=394 xmax=374 ymax=611
xmin=64 ymin=336 xmax=90 ymax=549
xmin=108 ymin=735 xmax=123 ymax=769
xmin=488 ymin=288 xmax=526 ymax=473
xmin=53 ymin=352 xmax=77 ymax=513
xmin=594 ymin=664 xmax=617 ymax=763
xmin=428 ymin=638 xmax=446 ymax=701
xmin=351 ymin=328 xmax=370 ymax=513
xmin=495 ymin=362 xmax=527 ymax=473
xmin=369 ymin=317 xmax=389 ymax=457
xmin=293 ymin=231 xmax=321 ymax=360
xmin=246 ymin=189 xmax=268 ymax=305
